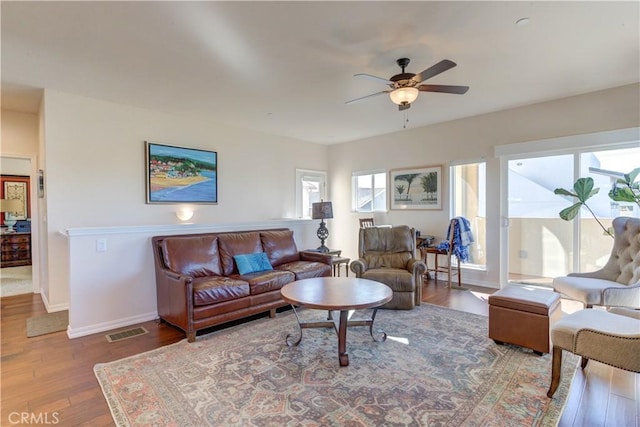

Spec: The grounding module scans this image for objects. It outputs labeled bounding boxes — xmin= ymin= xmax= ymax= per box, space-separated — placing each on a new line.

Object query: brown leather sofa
xmin=152 ymin=228 xmax=332 ymax=342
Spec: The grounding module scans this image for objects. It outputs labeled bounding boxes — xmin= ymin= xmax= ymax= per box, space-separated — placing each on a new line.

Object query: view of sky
xmin=594 ymin=147 xmax=640 ymax=173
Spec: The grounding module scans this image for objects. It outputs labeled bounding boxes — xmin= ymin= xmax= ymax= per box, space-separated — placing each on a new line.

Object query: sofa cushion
xmin=362 ymin=226 xmax=414 ymax=253
xmin=261 ymin=230 xmax=300 ymax=266
xmin=364 ymin=252 xmax=412 ymax=270
xmin=553 ymin=276 xmax=630 ymax=307
xmin=234 ymin=252 xmax=273 ymax=275
xmin=218 ymin=232 xmax=263 ymax=276
xmin=276 ymin=261 xmax=331 ymax=280
xmin=192 ymin=276 xmax=250 ymax=306
xmin=362 ymin=268 xmax=414 ymax=292
xmin=161 ymin=235 xmax=222 ymax=277
xmin=232 ymin=270 xmax=294 ymax=295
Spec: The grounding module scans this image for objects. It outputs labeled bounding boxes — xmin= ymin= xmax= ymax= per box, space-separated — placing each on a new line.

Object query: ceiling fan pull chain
xmin=403 ymin=110 xmax=409 ymax=128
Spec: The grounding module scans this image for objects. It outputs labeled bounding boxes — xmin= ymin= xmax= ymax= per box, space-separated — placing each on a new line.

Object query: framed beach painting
xmin=145 ymin=142 xmax=218 ymax=204
xmin=390 ymin=165 xmax=442 ymax=210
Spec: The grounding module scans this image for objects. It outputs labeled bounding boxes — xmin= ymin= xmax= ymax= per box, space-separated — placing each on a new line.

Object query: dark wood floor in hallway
xmin=1 ymin=281 xmax=637 ymax=426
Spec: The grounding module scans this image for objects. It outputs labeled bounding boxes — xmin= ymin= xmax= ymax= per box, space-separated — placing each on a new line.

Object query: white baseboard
xmin=40 ymin=291 xmax=69 ymax=313
xmin=67 ymin=311 xmax=158 ymax=339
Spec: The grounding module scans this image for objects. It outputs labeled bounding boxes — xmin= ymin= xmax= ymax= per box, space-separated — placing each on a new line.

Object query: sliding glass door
xmin=505 ymin=146 xmax=639 ymax=287
xmin=507 ymin=154 xmax=575 ymax=286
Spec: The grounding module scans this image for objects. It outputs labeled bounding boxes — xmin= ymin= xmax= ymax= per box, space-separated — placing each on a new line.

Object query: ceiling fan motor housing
xmin=391 ymin=58 xmax=417 ymax=88
xmin=390 ymin=73 xmax=417 ymax=86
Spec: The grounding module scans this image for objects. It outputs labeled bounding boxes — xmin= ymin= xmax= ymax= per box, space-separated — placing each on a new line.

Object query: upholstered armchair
xmin=553 ymin=216 xmax=640 ymax=309
xmin=350 ymin=225 xmax=426 ymax=309
xmin=547 ymin=307 xmax=640 ymax=397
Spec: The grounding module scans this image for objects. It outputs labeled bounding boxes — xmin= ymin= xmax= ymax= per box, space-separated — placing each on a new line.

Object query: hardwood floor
xmin=1 ymin=281 xmax=637 ymax=426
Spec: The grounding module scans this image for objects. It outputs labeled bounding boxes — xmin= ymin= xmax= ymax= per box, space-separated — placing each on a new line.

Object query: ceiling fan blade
xmin=412 ymin=59 xmax=457 ymax=84
xmin=345 ymin=90 xmax=390 ymax=105
xmin=418 ymin=84 xmax=469 ymax=94
xmin=354 ymin=73 xmax=393 ymax=85
xmin=399 ymin=103 xmax=411 ymax=111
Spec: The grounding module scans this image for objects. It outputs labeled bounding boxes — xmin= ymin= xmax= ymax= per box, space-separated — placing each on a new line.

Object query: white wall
xmin=41 ymin=90 xmax=329 ymax=333
xmin=65 ymin=219 xmax=320 ymax=338
xmin=327 ymin=83 xmax=640 ymax=288
xmin=1 ymin=110 xmax=39 ymax=154
xmin=39 ymin=83 xmax=640 ymax=336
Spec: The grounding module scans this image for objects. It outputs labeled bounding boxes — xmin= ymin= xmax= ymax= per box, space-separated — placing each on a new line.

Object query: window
xmin=352 ymin=171 xmax=386 ymax=212
xmin=295 ymin=169 xmax=326 ymax=219
xmin=450 ymin=161 xmax=486 ymax=268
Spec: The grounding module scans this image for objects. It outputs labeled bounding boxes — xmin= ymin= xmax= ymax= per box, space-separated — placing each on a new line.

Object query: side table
xmin=301 ymin=249 xmax=349 ymax=277
xmin=330 ymin=256 xmax=350 ymax=277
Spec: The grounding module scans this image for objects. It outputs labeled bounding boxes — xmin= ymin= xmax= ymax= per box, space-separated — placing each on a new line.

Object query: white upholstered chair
xmin=553 ymin=216 xmax=640 ymax=309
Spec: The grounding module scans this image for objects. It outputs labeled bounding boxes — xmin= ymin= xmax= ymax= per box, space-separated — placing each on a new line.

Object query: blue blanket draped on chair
xmin=435 ymin=217 xmax=474 ymax=263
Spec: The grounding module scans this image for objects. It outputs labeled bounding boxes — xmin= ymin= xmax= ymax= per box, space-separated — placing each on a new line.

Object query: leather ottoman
xmin=488 ymin=285 xmax=562 ymax=355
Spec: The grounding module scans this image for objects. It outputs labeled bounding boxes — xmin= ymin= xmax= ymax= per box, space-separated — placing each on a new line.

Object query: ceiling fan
xmin=346 ymin=58 xmax=469 ymax=111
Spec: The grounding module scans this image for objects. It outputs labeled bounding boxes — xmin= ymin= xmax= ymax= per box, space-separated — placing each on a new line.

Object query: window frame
xmin=295 ymin=169 xmax=327 ymax=219
xmin=352 ymin=169 xmax=387 ymax=213
xmin=449 ymin=159 xmax=487 ymax=270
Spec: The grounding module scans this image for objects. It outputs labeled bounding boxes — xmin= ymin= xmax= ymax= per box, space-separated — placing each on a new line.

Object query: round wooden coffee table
xmin=280 ymin=277 xmax=392 ymax=366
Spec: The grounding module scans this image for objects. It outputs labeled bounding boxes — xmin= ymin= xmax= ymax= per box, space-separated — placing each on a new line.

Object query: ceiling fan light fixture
xmin=389 ymin=87 xmax=419 ymax=105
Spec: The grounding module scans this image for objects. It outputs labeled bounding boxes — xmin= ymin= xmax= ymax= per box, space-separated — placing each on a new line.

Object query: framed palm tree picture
xmin=390 ymin=165 xmax=442 ymax=210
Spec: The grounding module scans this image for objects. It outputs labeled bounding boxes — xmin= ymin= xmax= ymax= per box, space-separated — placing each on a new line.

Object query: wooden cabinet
xmin=1 ymin=232 xmax=31 ymax=267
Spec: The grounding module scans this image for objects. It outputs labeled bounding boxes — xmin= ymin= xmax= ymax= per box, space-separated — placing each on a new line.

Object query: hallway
xmin=0 ymin=266 xmax=32 ymax=297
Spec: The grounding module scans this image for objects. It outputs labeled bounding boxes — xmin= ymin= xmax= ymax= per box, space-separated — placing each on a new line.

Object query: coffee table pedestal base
xmin=285 ymin=306 xmax=387 ymax=366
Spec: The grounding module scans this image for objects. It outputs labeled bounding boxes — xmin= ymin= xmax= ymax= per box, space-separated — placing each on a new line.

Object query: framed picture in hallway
xmin=1 ymin=175 xmax=30 ymax=220
xmin=390 ymin=165 xmax=442 ymax=210
xmin=145 ymin=142 xmax=218 ymax=204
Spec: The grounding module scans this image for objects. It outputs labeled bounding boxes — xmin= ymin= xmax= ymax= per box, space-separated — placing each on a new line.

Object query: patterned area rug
xmin=95 ymin=304 xmax=577 ymax=426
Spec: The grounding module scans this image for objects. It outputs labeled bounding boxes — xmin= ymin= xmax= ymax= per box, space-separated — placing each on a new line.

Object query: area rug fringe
xmin=95 ymin=304 xmax=577 ymax=427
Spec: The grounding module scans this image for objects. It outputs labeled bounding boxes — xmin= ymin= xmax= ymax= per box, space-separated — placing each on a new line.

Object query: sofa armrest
xmin=155 ymin=267 xmax=195 ymax=334
xmin=299 ymin=251 xmax=333 ymax=265
xmin=350 ymin=258 xmax=367 ymax=277
xmin=603 ymin=283 xmax=640 ymax=309
xmin=407 ymin=258 xmax=427 ymax=306
xmin=407 ymin=258 xmax=427 ymax=275
xmin=608 ymin=306 xmax=640 ymax=319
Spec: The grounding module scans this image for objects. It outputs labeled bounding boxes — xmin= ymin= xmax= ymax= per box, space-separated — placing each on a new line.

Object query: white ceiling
xmin=2 ymin=1 xmax=639 ymax=144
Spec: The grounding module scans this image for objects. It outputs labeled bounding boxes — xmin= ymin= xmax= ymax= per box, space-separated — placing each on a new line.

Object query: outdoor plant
xmin=609 ymin=167 xmax=640 ymax=207
xmin=554 ymin=167 xmax=640 ymax=238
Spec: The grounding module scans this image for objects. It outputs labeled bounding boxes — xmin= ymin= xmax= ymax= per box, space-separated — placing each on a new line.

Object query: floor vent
xmin=106 ymin=327 xmax=149 ymax=343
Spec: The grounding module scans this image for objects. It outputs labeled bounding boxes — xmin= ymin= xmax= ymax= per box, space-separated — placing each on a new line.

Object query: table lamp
xmin=1 ymin=198 xmax=22 ymax=233
xmin=312 ymin=201 xmax=333 ymax=253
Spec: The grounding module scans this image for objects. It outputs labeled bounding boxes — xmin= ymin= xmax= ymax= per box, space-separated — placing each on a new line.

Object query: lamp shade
xmin=312 ymin=201 xmax=333 ymax=220
xmin=389 ymin=87 xmax=419 ymax=105
xmin=0 ymin=198 xmax=22 ymax=214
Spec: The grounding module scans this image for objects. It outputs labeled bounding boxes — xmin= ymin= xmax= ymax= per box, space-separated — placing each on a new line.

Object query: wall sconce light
xmin=176 ymin=208 xmax=194 ymax=221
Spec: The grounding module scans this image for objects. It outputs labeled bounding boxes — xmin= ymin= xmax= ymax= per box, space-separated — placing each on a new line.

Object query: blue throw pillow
xmin=234 ymin=252 xmax=273 ymax=275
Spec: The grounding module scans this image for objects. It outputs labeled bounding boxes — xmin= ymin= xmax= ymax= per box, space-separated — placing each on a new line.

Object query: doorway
xmin=0 ymin=156 xmax=35 ymax=296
